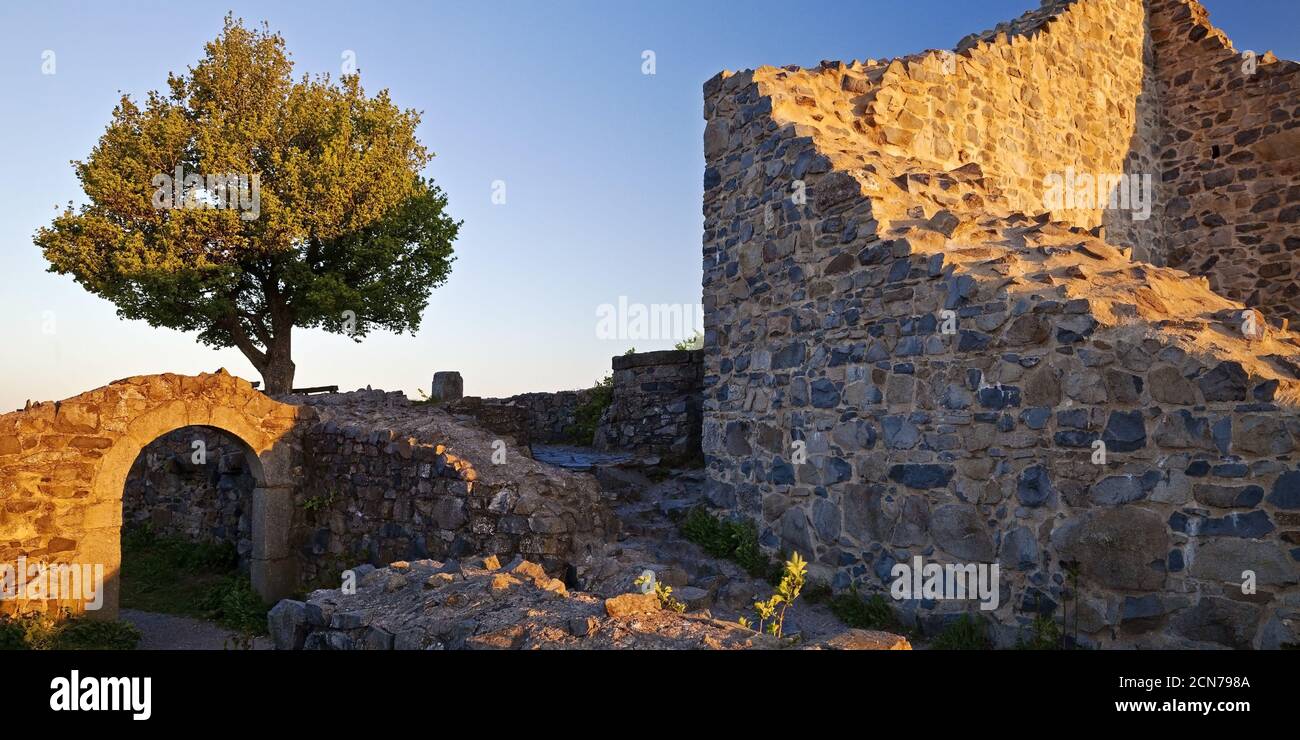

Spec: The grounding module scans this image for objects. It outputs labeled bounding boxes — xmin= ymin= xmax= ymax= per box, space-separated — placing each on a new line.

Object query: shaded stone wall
xmin=443 ymin=396 xmax=532 ymax=449
xmin=285 ymin=391 xmax=615 ymax=589
xmin=122 ymin=427 xmax=256 ymax=562
xmin=1148 ymin=0 xmax=1300 ymax=322
xmin=594 ymin=350 xmax=704 ymax=458
xmin=495 ymin=390 xmax=596 ymax=444
xmin=701 ymin=0 xmax=1300 ymax=648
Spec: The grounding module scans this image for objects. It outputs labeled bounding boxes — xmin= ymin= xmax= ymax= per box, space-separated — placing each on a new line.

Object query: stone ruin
xmin=2 ymin=0 xmax=1296 ymax=651
xmin=0 ymin=373 xmax=617 ymax=620
xmin=700 ymin=0 xmax=1299 ymax=647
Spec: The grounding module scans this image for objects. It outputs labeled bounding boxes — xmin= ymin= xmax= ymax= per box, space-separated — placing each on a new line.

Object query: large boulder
xmin=1050 ymin=507 xmax=1169 ymax=590
xmin=930 ymin=504 xmax=994 ymax=561
xmin=268 ymin=599 xmax=308 ymax=650
xmin=1187 ymin=539 xmax=1298 ymax=587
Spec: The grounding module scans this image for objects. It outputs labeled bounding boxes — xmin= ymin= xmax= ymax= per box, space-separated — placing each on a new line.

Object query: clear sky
xmin=0 ymin=1 xmax=1295 ymax=410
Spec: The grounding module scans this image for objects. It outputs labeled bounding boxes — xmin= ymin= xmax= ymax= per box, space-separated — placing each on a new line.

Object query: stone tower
xmin=701 ymin=0 xmax=1299 ymax=647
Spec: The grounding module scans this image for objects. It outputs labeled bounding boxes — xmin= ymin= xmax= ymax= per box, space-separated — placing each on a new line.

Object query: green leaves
xmin=33 ymin=14 xmax=459 ymax=392
xmin=742 ymin=551 xmax=808 ymax=640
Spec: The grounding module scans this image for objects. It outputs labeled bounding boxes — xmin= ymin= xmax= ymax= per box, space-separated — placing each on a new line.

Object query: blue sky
xmin=0 ymin=0 xmax=1295 ymax=410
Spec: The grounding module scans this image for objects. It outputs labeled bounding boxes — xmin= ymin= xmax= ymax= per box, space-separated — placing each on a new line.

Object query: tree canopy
xmin=35 ymin=15 xmax=460 ymax=393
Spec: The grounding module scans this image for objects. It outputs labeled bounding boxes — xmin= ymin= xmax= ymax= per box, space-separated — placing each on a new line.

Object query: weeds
xmin=679 ymin=507 xmax=782 ymax=582
xmin=930 ymin=614 xmax=992 ymax=650
xmin=300 ymin=492 xmax=335 ymax=513
xmin=829 ymin=588 xmax=902 ymax=632
xmin=739 ymin=552 xmax=807 ymax=639
xmin=0 ymin=610 xmax=140 ymax=650
xmin=1016 ymin=614 xmax=1064 ymax=650
xmin=634 ymin=573 xmax=686 ymax=613
xmin=120 ymin=525 xmax=269 ymax=636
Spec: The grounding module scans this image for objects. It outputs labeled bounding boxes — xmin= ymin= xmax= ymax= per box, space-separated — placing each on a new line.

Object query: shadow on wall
xmin=122 ymin=426 xmax=259 ymax=567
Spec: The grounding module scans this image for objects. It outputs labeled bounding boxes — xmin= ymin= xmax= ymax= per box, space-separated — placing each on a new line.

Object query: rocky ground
xmin=268 ymin=454 xmax=910 ymax=650
xmin=576 ymin=463 xmax=857 ymax=644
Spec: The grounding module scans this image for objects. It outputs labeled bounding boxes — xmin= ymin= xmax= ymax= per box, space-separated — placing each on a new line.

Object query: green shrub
xmin=679 ymin=507 xmax=781 ymax=582
xmin=565 ymin=374 xmax=613 ymax=445
xmin=930 ymin=614 xmax=992 ymax=650
xmin=829 ymin=589 xmax=902 ymax=631
xmin=564 ymin=348 xmax=636 ymax=445
xmin=197 ymin=576 xmax=269 ymax=635
xmin=0 ymin=611 xmax=140 ymax=650
xmin=802 ymin=579 xmax=832 ymax=605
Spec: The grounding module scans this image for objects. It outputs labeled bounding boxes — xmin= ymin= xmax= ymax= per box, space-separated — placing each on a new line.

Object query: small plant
xmin=742 ymin=552 xmax=807 ymax=639
xmin=1016 ymin=614 xmax=1064 ymax=650
xmin=300 ymin=492 xmax=335 ymax=513
xmin=634 ymin=573 xmax=686 ymax=613
xmin=0 ymin=610 xmax=140 ymax=650
xmin=674 ymin=331 xmax=703 ymax=350
xmin=930 ymin=614 xmax=992 ymax=650
xmin=829 ymin=588 xmax=901 ymax=631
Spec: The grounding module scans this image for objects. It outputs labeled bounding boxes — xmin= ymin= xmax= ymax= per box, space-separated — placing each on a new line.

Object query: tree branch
xmin=220 ymin=316 xmax=267 ymax=369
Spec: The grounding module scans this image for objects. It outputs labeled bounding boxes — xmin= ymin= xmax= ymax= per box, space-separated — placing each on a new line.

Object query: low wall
xmin=285 ymin=391 xmax=615 ymax=589
xmin=495 ymin=390 xmax=596 ymax=444
xmin=595 ymin=350 xmax=704 ymax=458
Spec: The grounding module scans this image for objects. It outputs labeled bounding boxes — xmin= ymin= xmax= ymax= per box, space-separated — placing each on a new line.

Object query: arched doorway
xmin=94 ymin=405 xmax=300 ymax=619
xmin=0 ymin=372 xmax=305 ymax=621
xmin=119 ymin=426 xmax=262 ymax=622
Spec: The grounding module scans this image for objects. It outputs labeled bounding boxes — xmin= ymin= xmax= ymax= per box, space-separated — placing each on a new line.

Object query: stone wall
xmin=701 ymin=0 xmax=1300 ymax=648
xmin=495 ymin=390 xmax=596 ymax=444
xmin=443 ymin=396 xmax=532 ymax=449
xmin=594 ymin=349 xmax=704 ymax=459
xmin=122 ymin=427 xmax=256 ymax=562
xmin=283 ymin=390 xmax=616 ymax=589
xmin=1148 ymin=0 xmax=1300 ymax=322
xmin=0 ymin=371 xmax=304 ymax=618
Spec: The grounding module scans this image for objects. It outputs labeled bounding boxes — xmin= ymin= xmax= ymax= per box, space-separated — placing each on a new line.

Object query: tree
xmin=34 ymin=15 xmax=460 ymax=394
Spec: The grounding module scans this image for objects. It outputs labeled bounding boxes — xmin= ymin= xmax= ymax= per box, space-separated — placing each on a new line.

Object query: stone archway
xmin=0 ymin=371 xmax=306 ymax=619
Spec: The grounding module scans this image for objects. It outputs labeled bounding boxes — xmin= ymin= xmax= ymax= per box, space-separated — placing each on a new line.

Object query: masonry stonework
xmin=595 ymin=349 xmax=704 ymax=458
xmin=701 ymin=0 xmax=1300 ymax=647
xmin=0 ymin=371 xmax=304 ymax=618
xmin=285 ymin=390 xmax=616 ymax=589
xmin=1148 ymin=0 xmax=1300 ymax=322
xmin=122 ymin=427 xmax=257 ymax=562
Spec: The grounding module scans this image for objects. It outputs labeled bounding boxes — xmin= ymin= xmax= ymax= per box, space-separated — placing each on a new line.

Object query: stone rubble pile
xmin=269 ymin=555 xmax=910 ymax=650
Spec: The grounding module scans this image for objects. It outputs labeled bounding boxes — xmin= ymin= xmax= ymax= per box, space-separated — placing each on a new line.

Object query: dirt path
xmin=120 ymin=609 xmax=271 ymax=650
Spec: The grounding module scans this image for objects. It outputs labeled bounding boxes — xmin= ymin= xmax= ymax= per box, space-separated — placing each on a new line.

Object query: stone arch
xmin=0 ymin=371 xmax=307 ymax=620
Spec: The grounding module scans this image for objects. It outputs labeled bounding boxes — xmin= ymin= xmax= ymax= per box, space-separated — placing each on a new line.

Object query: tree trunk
xmin=260 ymin=353 xmax=296 ymax=395
xmin=258 ymin=330 xmax=295 ymax=395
